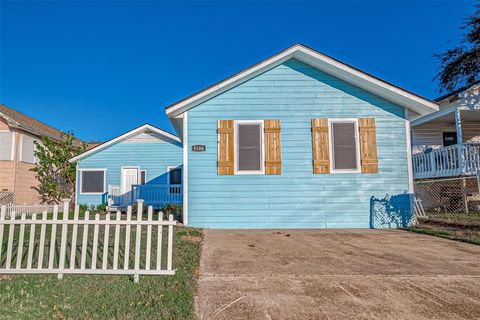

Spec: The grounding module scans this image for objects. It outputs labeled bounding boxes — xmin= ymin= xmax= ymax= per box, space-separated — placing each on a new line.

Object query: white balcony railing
xmin=413 ymin=143 xmax=480 ymax=179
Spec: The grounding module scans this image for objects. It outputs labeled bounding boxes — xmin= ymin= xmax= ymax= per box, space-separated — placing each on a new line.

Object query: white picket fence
xmin=0 ymin=200 xmax=176 ymax=283
xmin=4 ymin=203 xmax=61 ymax=218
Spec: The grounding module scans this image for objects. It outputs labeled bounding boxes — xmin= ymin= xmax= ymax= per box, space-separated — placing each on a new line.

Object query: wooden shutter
xmin=217 ymin=120 xmax=234 ymax=175
xmin=264 ymin=120 xmax=282 ymax=175
xmin=358 ymin=118 xmax=379 ymax=173
xmin=311 ymin=119 xmax=330 ymax=174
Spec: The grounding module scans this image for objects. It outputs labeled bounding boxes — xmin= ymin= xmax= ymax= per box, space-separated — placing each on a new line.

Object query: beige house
xmin=0 ymin=104 xmax=83 ymax=205
xmin=411 ymin=81 xmax=480 ymax=179
xmin=410 ymin=82 xmax=480 ymax=214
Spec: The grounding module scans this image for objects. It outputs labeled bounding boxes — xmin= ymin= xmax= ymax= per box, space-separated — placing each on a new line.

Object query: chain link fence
xmin=414 ymin=176 xmax=480 ymax=222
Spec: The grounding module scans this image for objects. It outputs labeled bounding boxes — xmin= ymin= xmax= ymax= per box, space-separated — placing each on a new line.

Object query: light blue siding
xmin=76 ymin=139 xmax=182 ymax=206
xmin=187 ymin=59 xmax=411 ymax=229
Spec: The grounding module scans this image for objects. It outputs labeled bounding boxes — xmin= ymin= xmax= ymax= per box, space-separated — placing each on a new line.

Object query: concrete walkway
xmin=196 ymin=229 xmax=480 ymax=320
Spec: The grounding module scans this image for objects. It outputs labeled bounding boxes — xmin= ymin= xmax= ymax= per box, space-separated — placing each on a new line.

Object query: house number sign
xmin=192 ymin=145 xmax=206 ymax=152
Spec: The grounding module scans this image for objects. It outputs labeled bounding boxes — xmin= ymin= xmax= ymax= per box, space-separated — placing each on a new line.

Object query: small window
xmin=330 ymin=120 xmax=360 ymax=172
xmin=0 ymin=132 xmax=14 ymax=161
xmin=442 ymin=132 xmax=457 ymax=147
xmin=140 ymin=170 xmax=147 ymax=185
xmin=20 ymin=134 xmax=36 ymax=164
xmin=168 ymin=167 xmax=182 ymax=185
xmin=235 ymin=121 xmax=264 ymax=174
xmin=80 ymin=170 xmax=105 ymax=193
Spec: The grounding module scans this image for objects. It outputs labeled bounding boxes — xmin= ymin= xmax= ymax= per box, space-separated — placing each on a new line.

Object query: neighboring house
xmin=166 ymin=44 xmax=438 ymax=229
xmin=411 ymin=81 xmax=480 ymax=179
xmin=410 ymin=82 xmax=480 ymax=213
xmin=69 ymin=124 xmax=183 ymax=210
xmin=0 ymin=104 xmax=82 ymax=205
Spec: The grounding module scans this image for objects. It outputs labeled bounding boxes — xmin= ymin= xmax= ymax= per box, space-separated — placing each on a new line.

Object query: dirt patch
xmin=197 ymin=229 xmax=480 ymax=320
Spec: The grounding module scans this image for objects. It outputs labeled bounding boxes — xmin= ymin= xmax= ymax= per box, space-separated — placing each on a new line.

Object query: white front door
xmin=121 ymin=167 xmax=139 ymax=205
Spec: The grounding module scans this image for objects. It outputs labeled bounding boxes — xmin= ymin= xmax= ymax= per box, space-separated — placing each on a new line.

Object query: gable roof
xmin=69 ymin=123 xmax=180 ymax=163
xmin=0 ymin=103 xmax=83 ymax=146
xmin=165 ymin=44 xmax=438 ymax=119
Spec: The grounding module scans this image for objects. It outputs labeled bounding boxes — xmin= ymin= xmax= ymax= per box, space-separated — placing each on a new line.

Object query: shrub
xmin=162 ymin=203 xmax=183 ymax=223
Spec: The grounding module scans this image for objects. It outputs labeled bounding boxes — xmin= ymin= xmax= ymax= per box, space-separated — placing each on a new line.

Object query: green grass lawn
xmin=408 ymin=215 xmax=480 ymax=246
xmin=420 ymin=212 xmax=480 ymax=225
xmin=0 ymin=220 xmax=202 ymax=320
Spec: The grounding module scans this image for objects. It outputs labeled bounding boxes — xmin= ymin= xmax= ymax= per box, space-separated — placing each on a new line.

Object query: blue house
xmin=70 ymin=124 xmax=183 ymax=210
xmin=166 ymin=44 xmax=439 ymax=229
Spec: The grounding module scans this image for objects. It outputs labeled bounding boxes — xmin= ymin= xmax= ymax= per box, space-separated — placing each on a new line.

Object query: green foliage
xmin=78 ymin=203 xmax=106 ymax=214
xmin=31 ymin=132 xmax=86 ymax=204
xmin=96 ymin=203 xmax=107 ymax=212
xmin=162 ymin=203 xmax=183 ymax=223
xmin=435 ymin=2 xmax=480 ymax=91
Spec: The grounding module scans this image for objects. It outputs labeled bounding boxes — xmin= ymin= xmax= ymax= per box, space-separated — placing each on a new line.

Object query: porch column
xmin=455 ymin=107 xmax=465 ymax=175
xmin=455 ymin=107 xmax=463 ymax=144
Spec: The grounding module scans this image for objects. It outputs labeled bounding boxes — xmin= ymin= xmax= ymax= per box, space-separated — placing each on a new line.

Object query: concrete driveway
xmin=196 ymin=229 xmax=480 ymax=320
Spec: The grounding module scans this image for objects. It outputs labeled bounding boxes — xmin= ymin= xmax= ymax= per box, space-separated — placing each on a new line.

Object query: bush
xmin=77 ymin=203 xmax=106 ymax=214
xmin=162 ymin=203 xmax=183 ymax=223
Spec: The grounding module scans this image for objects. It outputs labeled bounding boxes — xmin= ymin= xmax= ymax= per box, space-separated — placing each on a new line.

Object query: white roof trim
xmin=69 ymin=124 xmax=180 ymax=163
xmin=166 ymin=44 xmax=438 ymax=118
xmin=411 ymin=105 xmax=458 ymax=126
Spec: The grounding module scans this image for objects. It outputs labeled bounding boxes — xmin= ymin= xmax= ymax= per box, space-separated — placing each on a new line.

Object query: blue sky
xmin=0 ymin=1 xmax=475 ymax=142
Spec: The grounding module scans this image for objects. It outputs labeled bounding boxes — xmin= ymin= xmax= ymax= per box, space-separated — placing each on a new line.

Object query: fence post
xmin=134 ymin=199 xmax=144 ymax=283
xmin=58 ymin=199 xmax=70 ymax=279
xmin=167 ymin=214 xmax=174 ymax=271
xmin=0 ymin=206 xmax=5 ymax=264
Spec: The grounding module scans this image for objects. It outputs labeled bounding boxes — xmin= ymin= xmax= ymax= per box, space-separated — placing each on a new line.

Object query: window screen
xmin=237 ymin=124 xmax=262 ymax=171
xmin=21 ymin=134 xmax=36 ymax=163
xmin=140 ymin=170 xmax=147 ymax=185
xmin=81 ymin=170 xmax=105 ymax=193
xmin=169 ymin=168 xmax=182 ymax=185
xmin=0 ymin=132 xmax=13 ymax=161
xmin=331 ymin=122 xmax=358 ymax=170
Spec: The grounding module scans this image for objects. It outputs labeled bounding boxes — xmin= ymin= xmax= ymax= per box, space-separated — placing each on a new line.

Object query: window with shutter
xmin=234 ymin=120 xmax=264 ymax=174
xmin=20 ymin=134 xmax=36 ymax=164
xmin=0 ymin=132 xmax=14 ymax=161
xmin=329 ymin=119 xmax=361 ymax=173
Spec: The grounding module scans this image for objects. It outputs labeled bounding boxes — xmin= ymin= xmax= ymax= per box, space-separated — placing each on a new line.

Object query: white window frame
xmin=328 ymin=118 xmax=361 ymax=174
xmin=234 ymin=120 xmax=265 ymax=175
xmin=79 ymin=168 xmax=107 ymax=195
xmin=0 ymin=131 xmax=15 ymax=161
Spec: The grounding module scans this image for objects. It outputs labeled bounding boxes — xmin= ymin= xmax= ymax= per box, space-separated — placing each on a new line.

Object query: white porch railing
xmin=107 ymin=185 xmax=121 ymax=207
xmin=413 ymin=143 xmax=480 ymax=179
xmin=0 ymin=200 xmax=176 ymax=283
